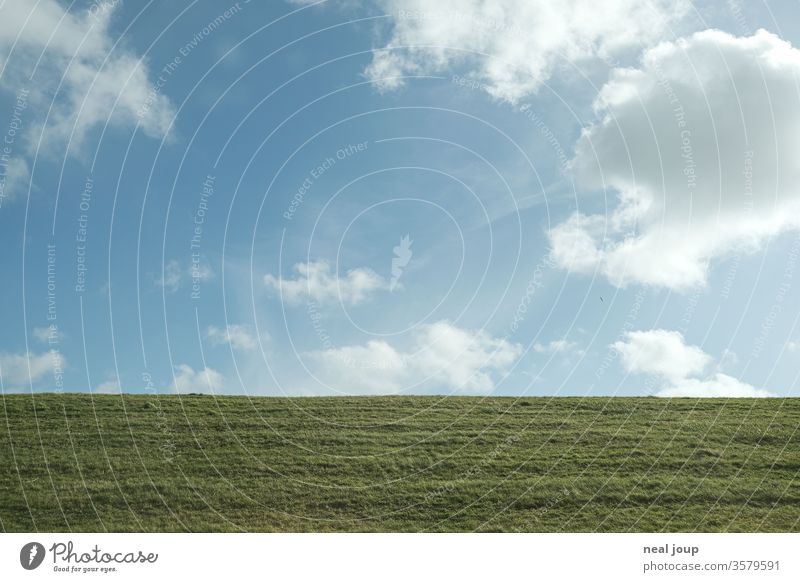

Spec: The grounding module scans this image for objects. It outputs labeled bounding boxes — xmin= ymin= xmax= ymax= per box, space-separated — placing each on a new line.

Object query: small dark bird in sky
xmin=600 ymin=296 xmax=604 ymax=303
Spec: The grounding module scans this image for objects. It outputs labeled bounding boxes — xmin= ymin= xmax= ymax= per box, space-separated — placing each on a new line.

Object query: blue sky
xmin=1 ymin=0 xmax=799 ymax=397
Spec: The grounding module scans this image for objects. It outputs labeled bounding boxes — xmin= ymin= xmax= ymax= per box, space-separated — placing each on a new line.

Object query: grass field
xmin=1 ymin=394 xmax=799 ymax=532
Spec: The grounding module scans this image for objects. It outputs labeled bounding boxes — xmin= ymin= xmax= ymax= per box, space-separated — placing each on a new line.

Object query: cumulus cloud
xmin=613 ymin=329 xmax=773 ymax=397
xmin=170 ymin=364 xmax=225 ymax=394
xmin=206 ymin=324 xmax=258 ymax=351
xmin=716 ymin=349 xmax=739 ymax=373
xmin=656 ymin=374 xmax=773 ymax=398
xmin=95 ymin=378 xmax=121 ymax=394
xmin=0 ymin=350 xmax=63 ymax=386
xmin=310 ymin=320 xmax=522 ymax=394
xmin=0 ymin=0 xmax=174 ymax=157
xmin=613 ymin=329 xmax=711 ymax=383
xmin=313 ymin=339 xmax=409 ymax=393
xmin=265 ymin=260 xmax=387 ymax=305
xmin=365 ymin=0 xmax=690 ymax=102
xmin=550 ymin=29 xmax=800 ymax=290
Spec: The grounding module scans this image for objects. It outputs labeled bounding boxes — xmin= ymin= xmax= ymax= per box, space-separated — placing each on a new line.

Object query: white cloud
xmin=613 ymin=329 xmax=711 ymax=383
xmin=206 ymin=324 xmax=258 ymax=351
xmin=0 ymin=0 xmax=174 ymax=155
xmin=95 ymin=378 xmax=121 ymax=394
xmin=0 ymin=350 xmax=63 ymax=386
xmin=657 ymin=374 xmax=773 ymax=398
xmin=170 ymin=364 xmax=225 ymax=394
xmin=533 ymin=339 xmax=582 ymax=355
xmin=265 ymin=260 xmax=387 ymax=305
xmin=159 ymin=260 xmax=184 ymax=292
xmin=613 ymin=329 xmax=773 ymax=397
xmin=0 ymin=158 xmax=30 ymax=204
xmin=32 ymin=325 xmax=60 ymax=344
xmin=365 ymin=0 xmax=690 ymax=102
xmin=310 ymin=320 xmax=522 ymax=394
xmin=313 ymin=339 xmax=409 ymax=393
xmin=550 ymin=29 xmax=800 ymax=290
xmin=788 ymin=341 xmax=799 ymax=353
xmin=716 ymin=349 xmax=739 ymax=373
xmin=158 ymin=259 xmax=214 ymax=293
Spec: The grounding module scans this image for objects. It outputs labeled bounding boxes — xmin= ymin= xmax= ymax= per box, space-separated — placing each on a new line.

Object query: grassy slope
xmin=1 ymin=394 xmax=799 ymax=532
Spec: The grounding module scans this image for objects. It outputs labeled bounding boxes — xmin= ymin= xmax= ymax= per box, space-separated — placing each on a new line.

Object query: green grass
xmin=1 ymin=394 xmax=799 ymax=532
